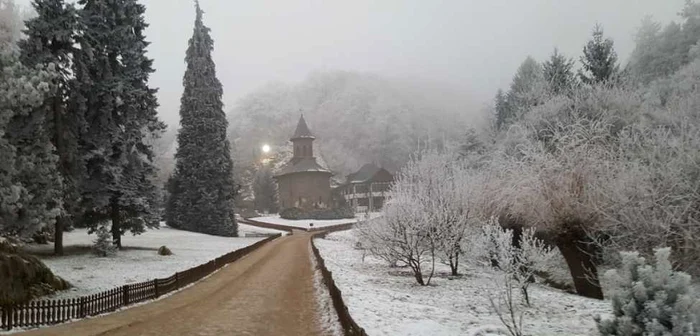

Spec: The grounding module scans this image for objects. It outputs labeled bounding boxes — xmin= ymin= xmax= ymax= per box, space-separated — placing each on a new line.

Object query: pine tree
xmin=19 ymin=0 xmax=81 ymax=255
xmin=92 ymin=225 xmax=116 ymax=257
xmin=505 ymin=56 xmax=545 ymax=121
xmin=253 ymin=165 xmax=278 ymax=214
xmin=579 ymin=24 xmax=620 ymax=85
xmin=543 ymin=48 xmax=575 ymax=95
xmin=494 ymin=89 xmax=508 ymax=131
xmin=596 ymin=248 xmax=700 ymax=335
xmin=166 ymin=1 xmax=237 ymax=237
xmin=74 ymin=0 xmax=165 ymax=248
xmin=0 ymin=41 xmax=60 ymax=238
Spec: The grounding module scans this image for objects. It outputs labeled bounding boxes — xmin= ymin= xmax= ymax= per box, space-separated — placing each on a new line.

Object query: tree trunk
xmin=556 ymin=239 xmax=603 ymax=299
xmin=409 ymin=259 xmax=425 ymax=285
xmin=54 ymin=216 xmax=64 ymax=256
xmin=52 ymin=96 xmax=66 ymax=256
xmin=111 ymin=199 xmax=122 ymax=249
xmin=449 ymin=250 xmax=460 ymax=276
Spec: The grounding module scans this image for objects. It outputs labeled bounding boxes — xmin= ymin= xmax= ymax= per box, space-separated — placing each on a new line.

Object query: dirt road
xmin=23 ymin=231 xmax=333 ymax=336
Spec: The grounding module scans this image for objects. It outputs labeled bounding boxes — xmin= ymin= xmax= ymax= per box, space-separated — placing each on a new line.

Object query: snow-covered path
xmin=21 ymin=232 xmax=342 ymax=336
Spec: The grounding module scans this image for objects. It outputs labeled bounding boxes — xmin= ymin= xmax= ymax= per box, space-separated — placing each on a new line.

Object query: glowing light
xmin=262 ymin=144 xmax=271 ymax=153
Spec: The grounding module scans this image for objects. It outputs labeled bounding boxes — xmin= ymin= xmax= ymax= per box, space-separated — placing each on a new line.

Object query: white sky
xmin=15 ymin=0 xmax=685 ymax=127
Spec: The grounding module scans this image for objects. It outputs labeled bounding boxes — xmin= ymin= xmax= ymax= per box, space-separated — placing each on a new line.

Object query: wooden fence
xmin=311 ymin=231 xmax=368 ymax=336
xmin=1 ymin=233 xmax=281 ymax=331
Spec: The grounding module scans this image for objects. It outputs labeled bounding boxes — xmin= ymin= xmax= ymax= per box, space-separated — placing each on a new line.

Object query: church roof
xmin=274 ymin=157 xmax=332 ymax=177
xmin=291 ymin=114 xmax=315 ymax=140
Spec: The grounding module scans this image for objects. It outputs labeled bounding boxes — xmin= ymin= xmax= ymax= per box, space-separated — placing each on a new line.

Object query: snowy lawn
xmin=314 ymin=230 xmax=611 ymax=336
xmin=250 ymin=212 xmax=382 ymax=230
xmin=24 ymin=224 xmax=274 ymax=299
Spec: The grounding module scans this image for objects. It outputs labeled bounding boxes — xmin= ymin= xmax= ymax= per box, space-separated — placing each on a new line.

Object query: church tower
xmin=274 ymin=115 xmax=332 ymax=210
xmin=291 ymin=115 xmax=315 ymax=158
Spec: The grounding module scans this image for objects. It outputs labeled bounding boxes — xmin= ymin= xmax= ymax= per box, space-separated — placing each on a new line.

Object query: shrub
xmin=279 ymin=207 xmax=304 ymax=220
xmin=595 ymin=247 xmax=700 ymax=336
xmin=279 ymin=206 xmax=355 ymax=220
xmin=158 ymin=245 xmax=173 ymax=256
xmin=93 ymin=226 xmax=116 ymax=257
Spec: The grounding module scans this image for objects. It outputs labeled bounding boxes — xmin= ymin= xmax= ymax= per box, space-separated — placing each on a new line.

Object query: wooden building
xmin=338 ymin=163 xmax=394 ymax=213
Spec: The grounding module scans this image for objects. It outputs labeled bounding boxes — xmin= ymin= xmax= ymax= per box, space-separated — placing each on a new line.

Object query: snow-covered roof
xmin=274 ymin=157 xmax=332 ymax=177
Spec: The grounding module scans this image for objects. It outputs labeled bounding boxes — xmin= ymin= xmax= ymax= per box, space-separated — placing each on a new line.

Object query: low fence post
xmin=175 ymin=272 xmax=180 ymax=289
xmin=2 ymin=305 xmax=10 ymax=331
xmin=153 ymin=279 xmax=159 ymax=298
xmin=122 ymin=285 xmax=129 ymax=306
xmin=79 ymin=297 xmax=86 ymax=318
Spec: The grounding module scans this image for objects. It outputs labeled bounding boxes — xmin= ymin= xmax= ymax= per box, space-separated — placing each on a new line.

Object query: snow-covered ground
xmin=249 ymin=212 xmax=382 ymax=230
xmin=25 ymin=224 xmax=278 ymax=299
xmin=314 ymin=230 xmax=611 ymax=336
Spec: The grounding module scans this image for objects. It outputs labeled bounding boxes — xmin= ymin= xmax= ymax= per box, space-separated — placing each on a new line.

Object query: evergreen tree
xmin=167 ymin=1 xmax=237 ymax=237
xmin=494 ymin=89 xmax=508 ymax=131
xmin=74 ymin=0 xmax=164 ymax=248
xmin=0 ymin=41 xmax=60 ymax=238
xmin=505 ymin=56 xmax=545 ymax=122
xmin=543 ymin=48 xmax=576 ymax=95
xmin=253 ymin=165 xmax=278 ymax=214
xmin=596 ymin=248 xmax=700 ymax=335
xmin=19 ymin=0 xmax=81 ymax=255
xmin=579 ymin=24 xmax=620 ymax=85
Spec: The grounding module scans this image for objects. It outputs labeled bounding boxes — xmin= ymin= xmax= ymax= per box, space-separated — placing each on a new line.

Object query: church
xmin=274 ymin=115 xmax=333 ymax=210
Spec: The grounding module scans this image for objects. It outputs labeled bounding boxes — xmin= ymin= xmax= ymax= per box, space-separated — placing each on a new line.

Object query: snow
xmin=309 ymin=244 xmax=343 ymax=336
xmin=238 ymin=223 xmax=289 ymax=236
xmin=314 ymin=230 xmax=611 ymax=336
xmin=24 ymin=224 xmax=270 ymax=299
xmin=249 ymin=212 xmax=382 ymax=230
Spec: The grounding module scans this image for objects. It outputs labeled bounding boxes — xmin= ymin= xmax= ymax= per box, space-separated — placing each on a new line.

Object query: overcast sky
xmin=16 ymin=0 xmax=686 ymax=127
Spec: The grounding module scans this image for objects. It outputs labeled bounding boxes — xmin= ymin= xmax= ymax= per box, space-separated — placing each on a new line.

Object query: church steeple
xmin=291 ymin=114 xmax=315 ymax=140
xmin=291 ymin=114 xmax=315 ymax=158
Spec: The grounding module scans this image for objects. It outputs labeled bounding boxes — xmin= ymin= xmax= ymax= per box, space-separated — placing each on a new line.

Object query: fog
xmin=15 ymin=0 xmax=685 ymax=126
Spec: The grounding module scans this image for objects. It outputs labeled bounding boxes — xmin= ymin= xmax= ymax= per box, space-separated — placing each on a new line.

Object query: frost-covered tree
xmin=543 ymin=48 xmax=576 ymax=95
xmin=579 ymin=25 xmax=620 ymax=85
xmin=504 ymin=56 xmax=547 ymax=124
xmin=494 ymin=89 xmax=508 ymax=130
xmin=595 ymin=248 xmax=700 ymax=336
xmin=0 ymin=0 xmax=25 ymax=45
xmin=358 ymin=149 xmax=480 ymax=282
xmin=167 ymin=1 xmax=237 ymax=237
xmin=253 ymin=164 xmax=277 ymax=214
xmin=74 ymin=0 xmax=164 ymax=248
xmin=19 ymin=0 xmax=80 ymax=255
xmin=0 ymin=43 xmax=60 ymax=238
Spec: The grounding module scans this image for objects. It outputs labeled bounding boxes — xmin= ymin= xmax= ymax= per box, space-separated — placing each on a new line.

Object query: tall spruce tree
xmin=166 ymin=1 xmax=237 ymax=236
xmin=74 ymin=0 xmax=164 ymax=248
xmin=505 ymin=56 xmax=545 ymax=122
xmin=0 ymin=40 xmax=61 ymax=238
xmin=579 ymin=24 xmax=620 ymax=85
xmin=494 ymin=89 xmax=508 ymax=131
xmin=19 ymin=0 xmax=81 ymax=255
xmin=543 ymin=48 xmax=576 ymax=95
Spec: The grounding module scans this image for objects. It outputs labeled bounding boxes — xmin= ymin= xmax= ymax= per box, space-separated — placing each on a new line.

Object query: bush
xmin=93 ymin=226 xmax=116 ymax=257
xmin=157 ymin=245 xmax=173 ymax=256
xmin=279 ymin=207 xmax=304 ymax=220
xmin=595 ymin=247 xmax=700 ymax=336
xmin=279 ymin=206 xmax=355 ymax=220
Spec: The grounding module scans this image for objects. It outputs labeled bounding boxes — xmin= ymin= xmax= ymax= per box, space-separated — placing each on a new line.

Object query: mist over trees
xmin=227 ymin=71 xmax=477 ymax=178
xmin=359 ymin=1 xmax=700 ymax=313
